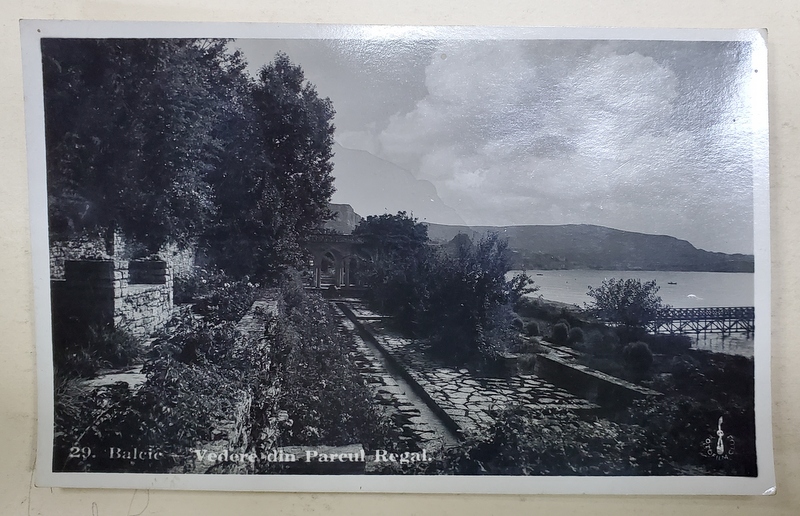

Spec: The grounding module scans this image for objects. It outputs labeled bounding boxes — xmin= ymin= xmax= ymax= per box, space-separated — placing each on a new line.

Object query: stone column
xmin=313 ymin=253 xmax=322 ymax=288
xmin=334 ymin=257 xmax=343 ymax=287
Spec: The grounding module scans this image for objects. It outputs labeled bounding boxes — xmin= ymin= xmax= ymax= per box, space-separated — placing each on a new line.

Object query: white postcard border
xmin=22 ymin=20 xmax=774 ymax=495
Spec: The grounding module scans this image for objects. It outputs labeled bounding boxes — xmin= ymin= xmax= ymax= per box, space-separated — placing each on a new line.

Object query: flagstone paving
xmin=333 ymin=306 xmax=458 ymax=452
xmin=337 ymin=301 xmax=597 ymax=436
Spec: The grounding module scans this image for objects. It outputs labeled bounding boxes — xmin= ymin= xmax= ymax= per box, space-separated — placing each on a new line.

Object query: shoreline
xmin=526 ymin=297 xmax=755 ymax=359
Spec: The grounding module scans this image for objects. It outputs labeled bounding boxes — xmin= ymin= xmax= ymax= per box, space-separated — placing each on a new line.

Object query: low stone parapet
xmin=534 ymin=354 xmax=661 ymax=409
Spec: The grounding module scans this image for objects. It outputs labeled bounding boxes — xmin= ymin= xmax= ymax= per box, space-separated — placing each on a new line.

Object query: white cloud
xmin=365 ymin=40 xmax=753 ymax=253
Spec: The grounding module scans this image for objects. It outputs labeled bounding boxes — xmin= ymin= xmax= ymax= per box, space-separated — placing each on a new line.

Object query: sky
xmin=233 ymin=37 xmax=758 ymax=254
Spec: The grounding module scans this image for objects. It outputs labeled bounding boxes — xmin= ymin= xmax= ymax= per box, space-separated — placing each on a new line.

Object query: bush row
xmin=248 ymin=272 xmax=391 ymax=472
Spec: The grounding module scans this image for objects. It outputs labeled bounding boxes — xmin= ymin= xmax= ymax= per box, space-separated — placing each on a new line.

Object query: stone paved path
xmin=333 ymin=305 xmax=459 ymax=452
xmin=339 ymin=301 xmax=597 ymax=436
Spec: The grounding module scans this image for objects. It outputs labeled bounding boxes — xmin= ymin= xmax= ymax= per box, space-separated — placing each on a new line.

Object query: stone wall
xmin=52 ymin=259 xmax=173 ymax=339
xmin=158 ymin=241 xmax=197 ymax=280
xmin=50 ymin=230 xmax=197 ymax=281
xmin=114 ymin=260 xmax=173 ymax=336
xmin=49 ymin=232 xmax=112 ymax=279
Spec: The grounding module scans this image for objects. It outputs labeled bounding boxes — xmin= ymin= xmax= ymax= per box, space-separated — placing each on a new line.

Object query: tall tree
xmin=204 ymin=52 xmax=336 ymax=280
xmin=353 ymin=212 xmax=432 ymax=330
xmin=42 ymin=38 xmax=245 ymax=253
xmin=44 ymin=42 xmax=336 ymax=280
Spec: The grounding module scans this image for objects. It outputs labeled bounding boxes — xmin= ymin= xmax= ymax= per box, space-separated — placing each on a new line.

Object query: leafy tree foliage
xmin=43 ymin=41 xmax=335 ymax=279
xmin=204 ymin=53 xmax=336 ymax=279
xmin=420 ymin=233 xmax=534 ymax=365
xmin=353 ymin=212 xmax=432 ymax=330
xmin=586 ymin=278 xmax=667 ymax=332
xmin=354 ymin=212 xmax=534 ymax=366
xmin=43 ymin=39 xmax=242 ymax=252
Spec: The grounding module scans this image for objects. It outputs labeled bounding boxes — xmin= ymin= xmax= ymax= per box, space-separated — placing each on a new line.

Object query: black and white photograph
xmin=23 ymin=22 xmax=772 ymax=494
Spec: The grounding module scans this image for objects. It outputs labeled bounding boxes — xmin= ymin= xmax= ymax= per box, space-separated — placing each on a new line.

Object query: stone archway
xmin=303 ymin=234 xmax=364 ymax=288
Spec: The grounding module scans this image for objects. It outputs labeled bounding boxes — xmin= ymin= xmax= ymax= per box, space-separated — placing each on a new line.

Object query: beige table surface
xmin=2 ymin=1 xmax=798 ymax=514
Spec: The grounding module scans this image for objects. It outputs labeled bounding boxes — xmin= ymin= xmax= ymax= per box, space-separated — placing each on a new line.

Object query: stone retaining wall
xmin=50 ymin=232 xmax=111 ymax=279
xmin=534 ymin=354 xmax=661 ymax=409
xmin=52 ymin=259 xmax=173 ymax=339
xmin=50 ymin=230 xmax=197 ymax=280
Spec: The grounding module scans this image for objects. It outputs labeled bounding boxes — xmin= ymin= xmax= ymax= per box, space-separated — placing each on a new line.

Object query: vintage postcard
xmin=22 ymin=21 xmax=773 ymax=494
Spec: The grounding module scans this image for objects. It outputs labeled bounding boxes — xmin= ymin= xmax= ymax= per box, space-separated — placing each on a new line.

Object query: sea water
xmin=510 ymin=270 xmax=756 ymax=357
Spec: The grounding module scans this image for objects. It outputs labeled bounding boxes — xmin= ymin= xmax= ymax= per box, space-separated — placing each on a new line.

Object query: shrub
xmin=586 ymin=278 xmax=667 ymax=338
xmin=421 ymin=234 xmax=533 ymax=367
xmin=514 ymin=297 xmax=555 ymax=319
xmin=581 ymin=329 xmax=620 ymax=356
xmin=645 ymin=333 xmax=693 ymax=355
xmin=511 ymin=316 xmax=525 ymax=331
xmin=523 ymin=339 xmax=545 ymax=355
xmin=615 ymin=324 xmax=648 ymax=345
xmin=623 ymin=341 xmax=654 ymax=377
xmin=355 ymin=212 xmax=535 ymax=368
xmin=568 ymin=327 xmax=584 ymax=345
xmin=168 ymin=319 xmax=238 ymax=365
xmin=550 ymin=322 xmax=569 ymax=345
xmin=187 ymin=271 xmax=259 ymax=323
xmin=525 ymin=321 xmax=540 ymax=337
xmin=54 ymin=324 xmax=142 ymax=379
xmin=518 ymin=353 xmax=537 ymax=373
xmin=620 ymin=394 xmax=756 ymax=476
xmin=89 ymin=325 xmax=142 ymax=368
xmin=54 ymin=299 xmax=271 ymax=474
xmin=556 ymin=318 xmax=571 ymax=330
xmin=252 ymin=272 xmax=391 ymax=463
xmin=420 ymin=406 xmax=670 ymax=476
xmin=173 ymin=270 xmax=205 ymax=304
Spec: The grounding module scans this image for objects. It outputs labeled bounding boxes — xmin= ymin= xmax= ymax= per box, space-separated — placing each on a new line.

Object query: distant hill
xmin=425 ymin=223 xmax=754 ymax=273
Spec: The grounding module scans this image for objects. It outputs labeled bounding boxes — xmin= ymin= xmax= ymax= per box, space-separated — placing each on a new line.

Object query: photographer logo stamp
xmin=704 ymin=416 xmax=736 ymax=460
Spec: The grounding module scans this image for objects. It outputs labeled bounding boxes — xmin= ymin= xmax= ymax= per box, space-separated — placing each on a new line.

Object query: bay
xmin=510 ymin=270 xmax=756 ymax=357
xmin=511 ymin=269 xmax=754 ymax=309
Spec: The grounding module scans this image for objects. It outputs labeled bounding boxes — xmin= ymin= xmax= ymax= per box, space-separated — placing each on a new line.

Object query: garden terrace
xmin=337 ymin=300 xmax=598 ymax=437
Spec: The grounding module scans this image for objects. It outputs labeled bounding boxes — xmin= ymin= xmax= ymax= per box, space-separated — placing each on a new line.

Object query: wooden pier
xmin=648 ymin=307 xmax=754 ymax=336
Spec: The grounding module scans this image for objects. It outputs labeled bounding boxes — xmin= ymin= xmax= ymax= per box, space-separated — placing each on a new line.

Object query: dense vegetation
xmin=249 ymin=273 xmax=391 ymax=472
xmin=586 ymin=278 xmax=667 ymax=336
xmin=354 ymin=212 xmax=534 ymax=368
xmin=54 ymin=270 xmax=395 ymax=474
xmin=53 ymin=275 xmax=265 ymax=473
xmin=504 ymin=293 xmax=756 ymax=476
xmin=43 ymin=40 xmax=334 ymax=281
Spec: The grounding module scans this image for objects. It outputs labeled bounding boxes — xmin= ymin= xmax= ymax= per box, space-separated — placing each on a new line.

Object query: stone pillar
xmin=313 ymin=253 xmax=322 ymax=288
xmin=334 ymin=257 xmax=343 ymax=287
